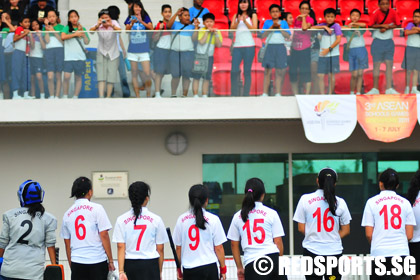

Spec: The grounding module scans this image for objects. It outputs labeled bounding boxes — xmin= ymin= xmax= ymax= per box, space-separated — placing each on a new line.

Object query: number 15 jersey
xmin=227 ymin=202 xmax=285 ymax=267
xmin=61 ymin=198 xmax=112 ymax=264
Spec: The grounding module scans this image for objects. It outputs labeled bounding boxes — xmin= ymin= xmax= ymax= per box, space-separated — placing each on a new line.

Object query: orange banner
xmin=357 ymin=94 xmax=418 ymax=143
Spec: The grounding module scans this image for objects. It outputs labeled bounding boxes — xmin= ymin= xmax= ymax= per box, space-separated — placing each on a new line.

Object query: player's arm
xmin=99 ymin=230 xmax=115 ymax=271
xmin=406 ymin=225 xmax=414 ymax=241
xmin=405 ymin=29 xmax=419 ymax=36
xmin=117 ymin=243 xmax=127 ymax=280
xmin=214 ymin=244 xmax=226 ymax=279
xmin=0 ymin=248 xmax=4 ymax=258
xmin=64 ymin=239 xmax=71 ymax=268
xmin=339 ymin=224 xmax=350 ymax=238
xmin=47 ymin=246 xmax=57 ymax=264
xmin=365 ymin=226 xmax=373 ymax=244
xmin=231 ymin=240 xmax=244 ymax=278
xmin=175 ymin=245 xmax=182 ymax=279
xmin=298 ymin=223 xmax=305 ymax=235
xmin=157 ymin=244 xmax=164 ymax=276
xmin=273 ymin=237 xmax=284 ymax=256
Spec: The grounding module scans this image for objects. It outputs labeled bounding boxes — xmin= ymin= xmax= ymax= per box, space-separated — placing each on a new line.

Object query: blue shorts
xmin=170 ymin=50 xmax=194 ymax=79
xmin=318 ymin=56 xmax=340 ymax=74
xmin=371 ymin=39 xmax=394 ymax=63
xmin=4 ymin=52 xmax=13 ymax=81
xmin=30 ymin=57 xmax=44 ymax=74
xmin=192 ymin=56 xmax=214 ymax=81
xmin=0 ymin=48 xmax=5 ymax=82
xmin=45 ymin=47 xmax=64 ymax=72
xmin=262 ymin=44 xmax=288 ymax=69
xmin=402 ymin=46 xmax=420 ymax=71
xmin=153 ymin=47 xmax=170 ymax=75
xmin=64 ymin=61 xmax=86 ymax=76
xmin=349 ymin=47 xmax=369 ymax=71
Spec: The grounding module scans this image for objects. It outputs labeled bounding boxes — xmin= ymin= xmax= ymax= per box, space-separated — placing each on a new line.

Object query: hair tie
xmin=326 ymin=174 xmax=332 ymax=177
xmin=247 ymin=189 xmax=253 ymax=193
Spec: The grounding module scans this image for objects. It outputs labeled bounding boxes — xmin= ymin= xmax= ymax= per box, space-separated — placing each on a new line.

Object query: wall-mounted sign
xmin=92 ymin=171 xmax=128 ymax=198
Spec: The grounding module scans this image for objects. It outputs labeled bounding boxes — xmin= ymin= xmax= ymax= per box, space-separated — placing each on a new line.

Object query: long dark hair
xmin=237 ymin=0 xmax=254 ymax=18
xmin=70 ymin=176 xmax=92 ymax=199
xmin=241 ymin=178 xmax=265 ymax=223
xmin=407 ymin=170 xmax=420 ymax=205
xmin=318 ymin=168 xmax=338 ymax=215
xmin=189 ymin=184 xmax=209 ymax=230
xmin=128 ymin=181 xmax=151 ymax=225
xmin=130 ymin=1 xmax=150 ymax=19
xmin=67 ymin=9 xmax=79 ymax=33
xmin=379 ymin=168 xmax=399 ymax=191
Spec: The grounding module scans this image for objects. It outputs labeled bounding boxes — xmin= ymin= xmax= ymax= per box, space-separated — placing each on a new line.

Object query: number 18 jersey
xmin=61 ymin=198 xmax=112 ymax=264
xmin=293 ymin=189 xmax=352 ymax=255
xmin=227 ymin=202 xmax=285 ymax=267
xmin=362 ymin=190 xmax=416 ymax=257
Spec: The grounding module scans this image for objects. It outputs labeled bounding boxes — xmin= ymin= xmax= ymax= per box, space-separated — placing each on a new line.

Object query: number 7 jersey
xmin=61 ymin=198 xmax=112 ymax=264
xmin=362 ymin=190 xmax=416 ymax=257
xmin=227 ymin=202 xmax=285 ymax=267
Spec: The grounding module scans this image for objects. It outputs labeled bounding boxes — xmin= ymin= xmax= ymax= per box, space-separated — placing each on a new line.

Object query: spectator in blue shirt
xmin=189 ymin=0 xmax=209 ymax=27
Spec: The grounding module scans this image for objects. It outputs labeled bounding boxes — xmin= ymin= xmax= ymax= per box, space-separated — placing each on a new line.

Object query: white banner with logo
xmin=296 ymin=95 xmax=357 ymax=143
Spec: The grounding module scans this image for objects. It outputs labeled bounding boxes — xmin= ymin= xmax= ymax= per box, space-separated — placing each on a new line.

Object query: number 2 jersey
xmin=227 ymin=202 xmax=285 ymax=267
xmin=112 ymin=207 xmax=168 ymax=260
xmin=362 ymin=190 xmax=416 ymax=257
xmin=293 ymin=189 xmax=352 ymax=255
xmin=0 ymin=207 xmax=57 ymax=280
xmin=61 ymin=198 xmax=112 ymax=264
xmin=173 ymin=209 xmax=227 ymax=269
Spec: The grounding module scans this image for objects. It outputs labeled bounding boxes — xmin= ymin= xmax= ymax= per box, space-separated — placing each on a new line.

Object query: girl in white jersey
xmin=113 ymin=181 xmax=168 ymax=280
xmin=293 ymin=168 xmax=351 ymax=280
xmin=362 ymin=168 xmax=415 ymax=280
xmin=227 ymin=178 xmax=286 ymax=280
xmin=0 ymin=180 xmax=57 ymax=280
xmin=406 ymin=170 xmax=420 ymax=280
xmin=173 ymin=184 xmax=227 ymax=280
xmin=61 ymin=177 xmax=115 ymax=280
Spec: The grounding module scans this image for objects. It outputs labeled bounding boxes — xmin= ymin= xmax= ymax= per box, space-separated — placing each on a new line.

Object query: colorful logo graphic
xmin=314 ymin=100 xmax=339 ymax=117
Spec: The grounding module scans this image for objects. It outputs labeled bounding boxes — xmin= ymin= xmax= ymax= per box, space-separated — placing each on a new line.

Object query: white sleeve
xmin=45 ymin=215 xmax=57 ymax=248
xmin=0 ymin=214 xmax=10 ymax=249
xmin=271 ymin=211 xmax=285 ymax=238
xmin=227 ymin=215 xmax=241 ymax=241
xmin=406 ymin=204 xmax=416 ymax=226
xmin=339 ymin=199 xmax=352 ymax=225
xmin=156 ymin=218 xmax=169 ymax=245
xmin=212 ymin=217 xmax=227 ymax=246
xmin=112 ymin=219 xmax=124 ymax=243
xmin=97 ymin=205 xmax=112 ymax=232
xmin=361 ymin=201 xmax=374 ymax=227
xmin=60 ymin=217 xmax=71 ymax=239
xmin=173 ymin=218 xmax=182 ymax=246
xmin=293 ymin=197 xmax=306 ymax=223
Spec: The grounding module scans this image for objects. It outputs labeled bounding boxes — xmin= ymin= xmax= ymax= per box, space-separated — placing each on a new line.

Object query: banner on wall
xmin=357 ymin=94 xmax=417 ymax=143
xmin=296 ymin=95 xmax=357 ymax=143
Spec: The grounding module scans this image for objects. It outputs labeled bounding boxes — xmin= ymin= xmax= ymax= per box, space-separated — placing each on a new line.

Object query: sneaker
xmin=202 ymin=94 xmax=208 ymax=98
xmin=12 ymin=95 xmax=23 ymax=100
xmin=275 ymin=93 xmax=281 ymax=97
xmin=40 ymin=93 xmax=45 ymax=99
xmin=366 ymin=88 xmax=380 ymax=95
xmin=356 ymin=92 xmax=361 ymax=95
xmin=72 ymin=95 xmax=79 ymax=99
xmin=405 ymin=87 xmax=410 ymax=94
xmin=0 ymin=93 xmax=4 ymax=100
xmin=23 ymin=92 xmax=35 ymax=99
xmin=154 ymin=92 xmax=161 ymax=98
xmin=411 ymin=87 xmax=420 ymax=94
xmin=48 ymin=96 xmax=55 ymax=99
xmin=193 ymin=95 xmax=199 ymax=98
xmin=385 ymin=88 xmax=399 ymax=94
xmin=171 ymin=94 xmax=177 ymax=98
xmin=61 ymin=95 xmax=68 ymax=99
xmin=261 ymin=93 xmax=268 ymax=97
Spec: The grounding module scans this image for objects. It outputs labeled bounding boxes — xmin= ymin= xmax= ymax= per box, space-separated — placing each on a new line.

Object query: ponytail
xmin=240 ymin=178 xmax=265 ymax=223
xmin=128 ymin=181 xmax=151 ymax=225
xmin=407 ymin=170 xmax=420 ymax=205
xmin=379 ymin=168 xmax=399 ymax=191
xmin=26 ymin=203 xmax=45 ymax=218
xmin=188 ymin=184 xmax=209 ymax=230
xmin=318 ymin=168 xmax=338 ymax=216
xmin=70 ymin=176 xmax=92 ymax=199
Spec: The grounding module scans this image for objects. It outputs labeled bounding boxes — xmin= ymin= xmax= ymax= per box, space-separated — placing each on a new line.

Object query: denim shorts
xmin=30 ymin=57 xmax=44 ymax=74
xmin=262 ymin=44 xmax=288 ymax=69
xmin=170 ymin=50 xmax=194 ymax=79
xmin=402 ymin=46 xmax=420 ymax=71
xmin=371 ymin=38 xmax=394 ymax=63
xmin=318 ymin=56 xmax=340 ymax=74
xmin=153 ymin=47 xmax=171 ymax=75
xmin=349 ymin=47 xmax=369 ymax=71
xmin=45 ymin=47 xmax=64 ymax=72
xmin=64 ymin=61 xmax=86 ymax=76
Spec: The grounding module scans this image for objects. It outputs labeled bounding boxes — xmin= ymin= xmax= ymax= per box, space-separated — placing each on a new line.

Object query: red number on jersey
xmin=134 ymin=224 xmax=147 ymax=251
xmin=188 ymin=225 xmax=200 ymax=251
xmin=75 ymin=215 xmax=86 ymax=240
xmin=379 ymin=204 xmax=402 ymax=230
xmin=313 ymin=208 xmax=334 ymax=233
xmin=242 ymin=219 xmax=266 ymax=245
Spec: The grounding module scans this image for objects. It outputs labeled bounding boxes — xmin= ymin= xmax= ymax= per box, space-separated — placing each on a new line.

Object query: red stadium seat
xmin=363 ymin=70 xmax=387 ymax=93
xmin=203 ymin=0 xmax=225 ymax=17
xmin=394 ymin=0 xmax=420 ymax=21
xmin=213 ymin=38 xmax=232 ymax=63
xmin=227 ymin=0 xmax=239 ymax=20
xmin=334 ymin=71 xmax=352 ymax=94
xmin=310 ymin=0 xmax=339 ymax=23
xmin=366 ymin=0 xmax=379 ymax=16
xmin=283 ymin=0 xmax=302 ymax=18
xmin=339 ymin=0 xmax=370 ymax=23
xmin=394 ymin=44 xmax=406 ymax=63
xmin=212 ymin=63 xmax=232 ymax=96
xmin=255 ymin=0 xmax=280 ymax=22
xmin=249 ymin=65 xmax=265 ymax=96
xmin=392 ymin=69 xmax=406 ymax=93
xmin=214 ymin=17 xmax=229 ymax=30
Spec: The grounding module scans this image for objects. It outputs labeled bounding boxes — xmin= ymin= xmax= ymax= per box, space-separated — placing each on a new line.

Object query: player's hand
xmin=380 ymin=28 xmax=387 ymax=33
xmin=237 ymin=268 xmax=245 ymax=280
xmin=273 ymin=21 xmax=281 ymax=29
xmin=119 ymin=272 xmax=128 ymax=280
xmin=193 ymin=18 xmax=199 ymax=27
xmin=177 ymin=268 xmax=183 ymax=280
xmin=221 ymin=273 xmax=227 ymax=280
xmin=324 ymin=26 xmax=332 ymax=35
xmin=177 ymin=8 xmax=183 ymax=16
xmin=159 ymin=22 xmax=164 ymax=30
xmin=108 ymin=261 xmax=115 ymax=271
xmin=320 ymin=48 xmax=329 ymax=56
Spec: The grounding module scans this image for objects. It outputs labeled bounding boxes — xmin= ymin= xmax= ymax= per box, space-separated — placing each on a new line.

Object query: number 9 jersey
xmin=61 ymin=198 xmax=112 ymax=264
xmin=227 ymin=202 xmax=285 ymax=267
xmin=362 ymin=190 xmax=416 ymax=257
xmin=173 ymin=209 xmax=227 ymax=269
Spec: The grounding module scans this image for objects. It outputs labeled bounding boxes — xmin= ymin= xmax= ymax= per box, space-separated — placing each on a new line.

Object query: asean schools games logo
xmin=314 ymin=100 xmax=340 ymax=130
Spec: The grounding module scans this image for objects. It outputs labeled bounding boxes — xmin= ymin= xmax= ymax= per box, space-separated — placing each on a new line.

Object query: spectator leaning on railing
xmin=28 ymin=0 xmax=53 ymax=23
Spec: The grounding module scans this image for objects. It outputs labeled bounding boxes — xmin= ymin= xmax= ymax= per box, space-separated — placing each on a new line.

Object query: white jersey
xmin=411 ymin=193 xmax=420 ymax=242
xmin=173 ymin=209 xmax=227 ymax=269
xmin=61 ymin=198 xmax=112 ymax=264
xmin=0 ymin=207 xmax=57 ymax=280
xmin=293 ymin=189 xmax=352 ymax=255
xmin=227 ymin=202 xmax=285 ymax=266
xmin=112 ymin=207 xmax=168 ymax=259
xmin=362 ymin=190 xmax=416 ymax=257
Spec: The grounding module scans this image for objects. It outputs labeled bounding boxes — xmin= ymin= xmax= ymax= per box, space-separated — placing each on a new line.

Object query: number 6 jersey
xmin=61 ymin=198 xmax=112 ymax=264
xmin=362 ymin=190 xmax=416 ymax=257
xmin=227 ymin=202 xmax=285 ymax=267
xmin=293 ymin=189 xmax=352 ymax=256
xmin=0 ymin=207 xmax=57 ymax=280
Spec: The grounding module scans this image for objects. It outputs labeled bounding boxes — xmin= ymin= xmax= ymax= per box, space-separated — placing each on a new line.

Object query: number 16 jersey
xmin=61 ymin=198 xmax=112 ymax=264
